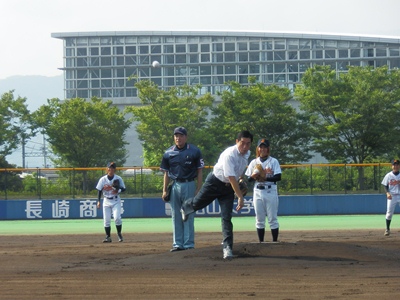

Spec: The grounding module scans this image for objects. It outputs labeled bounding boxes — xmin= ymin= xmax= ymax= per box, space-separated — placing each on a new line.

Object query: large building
xmin=51 ymin=31 xmax=400 ymax=165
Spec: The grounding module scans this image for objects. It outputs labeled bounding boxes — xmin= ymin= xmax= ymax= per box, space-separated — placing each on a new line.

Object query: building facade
xmin=51 ymin=31 xmax=400 ymax=165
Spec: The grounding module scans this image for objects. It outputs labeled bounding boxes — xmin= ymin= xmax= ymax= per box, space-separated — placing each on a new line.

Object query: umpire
xmin=160 ymin=127 xmax=204 ymax=252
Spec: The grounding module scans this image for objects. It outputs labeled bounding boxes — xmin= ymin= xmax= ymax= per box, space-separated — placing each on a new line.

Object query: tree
xmin=295 ymin=65 xmax=400 ymax=188
xmin=125 ymin=80 xmax=215 ymax=166
xmin=32 ymin=97 xmax=130 ymax=167
xmin=0 ymin=91 xmax=36 ymax=162
xmin=209 ymin=78 xmax=313 ymax=164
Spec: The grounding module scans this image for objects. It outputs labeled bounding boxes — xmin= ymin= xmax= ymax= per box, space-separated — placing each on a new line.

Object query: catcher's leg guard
xmin=271 ymin=228 xmax=279 ymax=242
xmin=257 ymin=228 xmax=265 ymax=242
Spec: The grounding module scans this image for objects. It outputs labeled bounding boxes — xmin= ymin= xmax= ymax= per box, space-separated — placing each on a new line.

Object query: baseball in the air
xmin=152 ymin=60 xmax=160 ymax=68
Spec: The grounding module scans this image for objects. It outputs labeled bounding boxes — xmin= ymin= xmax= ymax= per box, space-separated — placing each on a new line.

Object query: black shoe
xmin=118 ymin=234 xmax=124 ymax=242
xmin=103 ymin=236 xmax=112 ymax=243
xmin=170 ymin=247 xmax=184 ymax=252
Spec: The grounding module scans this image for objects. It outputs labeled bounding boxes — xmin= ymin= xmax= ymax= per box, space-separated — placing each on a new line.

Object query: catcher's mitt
xmin=112 ymin=179 xmax=120 ymax=190
xmin=235 ymin=177 xmax=248 ymax=198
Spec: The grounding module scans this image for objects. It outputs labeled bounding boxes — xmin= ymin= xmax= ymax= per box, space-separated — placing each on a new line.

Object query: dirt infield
xmin=1 ymin=230 xmax=400 ymax=299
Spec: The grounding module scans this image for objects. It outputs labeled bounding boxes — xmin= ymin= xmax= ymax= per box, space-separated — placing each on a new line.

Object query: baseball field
xmin=1 ymin=215 xmax=400 ymax=299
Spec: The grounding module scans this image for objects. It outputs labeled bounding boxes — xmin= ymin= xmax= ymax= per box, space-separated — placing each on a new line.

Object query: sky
xmin=1 ymin=0 xmax=400 ymax=167
xmin=1 ymin=0 xmax=400 ymax=80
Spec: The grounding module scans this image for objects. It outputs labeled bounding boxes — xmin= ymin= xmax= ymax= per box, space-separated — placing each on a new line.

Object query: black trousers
xmin=182 ymin=172 xmax=235 ymax=249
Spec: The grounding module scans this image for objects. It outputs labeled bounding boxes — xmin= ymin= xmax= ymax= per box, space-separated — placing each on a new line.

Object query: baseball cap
xmin=107 ymin=162 xmax=117 ymax=168
xmin=174 ymin=126 xmax=187 ymax=136
xmin=257 ymin=138 xmax=270 ymax=147
xmin=392 ymin=159 xmax=400 ymax=165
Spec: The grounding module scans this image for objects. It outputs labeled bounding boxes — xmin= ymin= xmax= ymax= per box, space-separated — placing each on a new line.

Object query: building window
xmin=376 ymin=48 xmax=387 ymax=57
xmin=201 ymin=44 xmax=210 ymax=52
xmin=249 ymin=52 xmax=259 ymax=61
xmin=176 ymin=44 xmax=186 ymax=53
xmin=90 ymin=47 xmax=99 ymax=56
xmin=77 ymin=48 xmax=87 ymax=56
xmin=350 ymin=49 xmax=360 ymax=58
xmin=189 ymin=44 xmax=198 ymax=52
xmin=274 ymin=51 xmax=285 ymax=61
xmin=249 ymin=42 xmax=260 ymax=51
xmin=101 ymin=47 xmax=111 ymax=55
xmin=201 ymin=53 xmax=210 ymax=62
xmin=238 ymin=42 xmax=247 ymax=51
xmin=176 ymin=54 xmax=186 ymax=64
xmin=126 ymin=46 xmax=136 ymax=54
xmin=288 ymin=51 xmax=298 ymax=60
xmin=300 ymin=51 xmax=310 ymax=60
xmin=274 ymin=40 xmax=285 ymax=50
xmin=389 ymin=48 xmax=400 ymax=56
xmin=312 ymin=50 xmax=323 ymax=59
xmin=164 ymin=45 xmax=174 ymax=53
xmin=66 ymin=48 xmax=75 ymax=57
xmin=225 ymin=53 xmax=235 ymax=62
xmin=189 ymin=54 xmax=199 ymax=63
xmin=239 ymin=53 xmax=248 ymax=62
xmin=225 ymin=43 xmax=235 ymax=51
xmin=325 ymin=50 xmax=336 ymax=59
xmin=339 ymin=49 xmax=349 ymax=58
xmin=151 ymin=45 xmax=161 ymax=53
xmin=213 ymin=43 xmax=223 ymax=52
xmin=113 ymin=46 xmax=123 ymax=55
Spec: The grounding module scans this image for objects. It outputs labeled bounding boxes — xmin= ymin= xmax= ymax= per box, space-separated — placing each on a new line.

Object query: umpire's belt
xmin=256 ymin=184 xmax=272 ymax=190
xmin=106 ymin=195 xmax=119 ymax=200
xmin=175 ymin=178 xmax=194 ymax=183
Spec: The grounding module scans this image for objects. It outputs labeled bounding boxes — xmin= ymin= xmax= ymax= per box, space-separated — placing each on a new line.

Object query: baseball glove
xmin=251 ymin=164 xmax=266 ymax=181
xmin=163 ymin=181 xmax=173 ymax=202
xmin=235 ymin=177 xmax=248 ymax=198
xmin=112 ymin=179 xmax=120 ymax=190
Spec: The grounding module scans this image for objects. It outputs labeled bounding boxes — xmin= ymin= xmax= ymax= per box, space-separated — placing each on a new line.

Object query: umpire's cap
xmin=174 ymin=126 xmax=187 ymax=136
xmin=392 ymin=159 xmax=400 ymax=165
xmin=257 ymin=138 xmax=270 ymax=147
xmin=107 ymin=162 xmax=117 ymax=168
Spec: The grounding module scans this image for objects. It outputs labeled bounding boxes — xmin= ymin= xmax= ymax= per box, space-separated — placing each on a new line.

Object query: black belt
xmin=106 ymin=196 xmax=119 ymax=200
xmin=256 ymin=185 xmax=272 ymax=190
xmin=211 ymin=174 xmax=231 ymax=187
xmin=175 ymin=178 xmax=194 ymax=183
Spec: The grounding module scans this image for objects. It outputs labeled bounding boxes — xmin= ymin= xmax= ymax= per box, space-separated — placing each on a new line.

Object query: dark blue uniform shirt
xmin=160 ymin=143 xmax=204 ymax=180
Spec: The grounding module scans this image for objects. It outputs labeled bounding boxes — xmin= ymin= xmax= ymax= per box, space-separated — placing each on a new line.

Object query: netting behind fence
xmin=0 ymin=164 xmax=390 ymax=200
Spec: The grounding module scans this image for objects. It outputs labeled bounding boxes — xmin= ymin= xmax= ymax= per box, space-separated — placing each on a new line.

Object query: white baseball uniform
xmin=245 ymin=156 xmax=282 ymax=229
xmin=96 ymin=174 xmax=125 ymax=227
xmin=381 ymin=171 xmax=400 ymax=220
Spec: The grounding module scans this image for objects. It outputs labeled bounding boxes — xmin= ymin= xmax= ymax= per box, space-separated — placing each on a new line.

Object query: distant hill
xmin=0 ymin=75 xmax=64 ymax=110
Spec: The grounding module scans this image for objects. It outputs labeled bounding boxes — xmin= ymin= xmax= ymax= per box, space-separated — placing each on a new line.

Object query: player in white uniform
xmin=381 ymin=159 xmax=400 ymax=236
xmin=96 ymin=162 xmax=126 ymax=243
xmin=245 ymin=138 xmax=282 ymax=242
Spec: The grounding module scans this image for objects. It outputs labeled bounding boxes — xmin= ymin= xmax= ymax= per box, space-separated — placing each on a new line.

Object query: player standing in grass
xmin=381 ymin=159 xmax=400 ymax=236
xmin=96 ymin=162 xmax=126 ymax=243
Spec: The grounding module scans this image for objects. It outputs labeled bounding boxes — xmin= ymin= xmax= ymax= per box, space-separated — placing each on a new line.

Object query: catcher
xmin=181 ymin=130 xmax=253 ymax=260
xmin=245 ymin=138 xmax=282 ymax=243
xmin=96 ymin=162 xmax=126 ymax=243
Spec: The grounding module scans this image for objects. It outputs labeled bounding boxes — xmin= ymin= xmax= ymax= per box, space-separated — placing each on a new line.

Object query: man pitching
xmin=381 ymin=159 xmax=400 ymax=236
xmin=96 ymin=162 xmax=126 ymax=242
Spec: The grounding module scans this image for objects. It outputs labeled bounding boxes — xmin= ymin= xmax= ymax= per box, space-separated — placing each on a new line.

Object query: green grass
xmin=0 ymin=215 xmax=385 ymax=235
